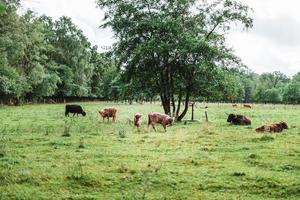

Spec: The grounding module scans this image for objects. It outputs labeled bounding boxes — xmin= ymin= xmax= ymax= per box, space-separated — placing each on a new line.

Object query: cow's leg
xmin=152 ymin=123 xmax=156 ymax=132
xmin=163 ymin=124 xmax=167 ymax=132
xmin=73 ymin=113 xmax=76 ymax=117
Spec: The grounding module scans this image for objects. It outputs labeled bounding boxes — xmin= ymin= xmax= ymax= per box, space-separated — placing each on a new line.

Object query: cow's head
xmin=279 ymin=121 xmax=288 ymax=129
xmin=255 ymin=126 xmax=265 ymax=133
xmin=82 ymin=111 xmax=86 ymax=116
xmin=227 ymin=114 xmax=236 ymax=123
xmin=99 ymin=110 xmax=105 ymax=117
xmin=134 ymin=113 xmax=142 ymax=119
xmin=166 ymin=116 xmax=175 ymax=126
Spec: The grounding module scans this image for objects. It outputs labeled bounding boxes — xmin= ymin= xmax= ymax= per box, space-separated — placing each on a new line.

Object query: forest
xmin=1 ymin=0 xmax=300 ymax=107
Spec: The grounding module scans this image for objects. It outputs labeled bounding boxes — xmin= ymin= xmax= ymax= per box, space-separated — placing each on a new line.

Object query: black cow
xmin=227 ymin=113 xmax=251 ymax=125
xmin=65 ymin=105 xmax=86 ymax=117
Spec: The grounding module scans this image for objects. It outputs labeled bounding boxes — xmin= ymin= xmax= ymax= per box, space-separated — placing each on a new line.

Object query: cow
xmin=243 ymin=104 xmax=252 ymax=109
xmin=227 ymin=113 xmax=251 ymax=125
xmin=232 ymin=104 xmax=238 ymax=107
xmin=134 ymin=113 xmax=142 ymax=131
xmin=256 ymin=122 xmax=288 ymax=133
xmin=148 ymin=112 xmax=174 ymax=132
xmin=65 ymin=104 xmax=86 ymax=117
xmin=98 ymin=107 xmax=117 ymax=122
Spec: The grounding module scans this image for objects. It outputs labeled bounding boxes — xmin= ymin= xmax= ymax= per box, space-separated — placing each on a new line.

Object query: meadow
xmin=0 ymin=102 xmax=299 ymax=200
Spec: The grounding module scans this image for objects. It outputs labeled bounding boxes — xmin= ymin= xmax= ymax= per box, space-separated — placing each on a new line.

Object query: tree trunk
xmin=191 ymin=103 xmax=194 ymax=121
xmin=177 ymin=88 xmax=190 ymax=121
xmin=175 ymin=90 xmax=183 ymax=120
xmin=160 ymin=94 xmax=171 ymax=115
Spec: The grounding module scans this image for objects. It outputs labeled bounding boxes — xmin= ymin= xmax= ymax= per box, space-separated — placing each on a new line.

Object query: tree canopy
xmin=97 ymin=0 xmax=253 ymax=120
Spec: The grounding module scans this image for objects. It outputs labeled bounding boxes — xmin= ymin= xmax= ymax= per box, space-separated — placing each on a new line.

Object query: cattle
xmin=256 ymin=122 xmax=288 ymax=133
xmin=232 ymin=104 xmax=238 ymax=107
xmin=243 ymin=104 xmax=252 ymax=109
xmin=227 ymin=113 xmax=251 ymax=125
xmin=148 ymin=112 xmax=174 ymax=132
xmin=134 ymin=113 xmax=142 ymax=130
xmin=98 ymin=107 xmax=117 ymax=122
xmin=65 ymin=104 xmax=86 ymax=117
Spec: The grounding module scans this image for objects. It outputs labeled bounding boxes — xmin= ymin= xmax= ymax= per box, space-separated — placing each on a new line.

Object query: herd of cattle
xmin=65 ymin=104 xmax=289 ymax=133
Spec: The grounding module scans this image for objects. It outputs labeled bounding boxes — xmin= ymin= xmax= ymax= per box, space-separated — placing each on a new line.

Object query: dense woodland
xmin=1 ymin=0 xmax=300 ymax=109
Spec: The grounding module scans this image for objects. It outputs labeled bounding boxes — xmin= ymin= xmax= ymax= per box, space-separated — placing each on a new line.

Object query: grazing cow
xmin=148 ymin=112 xmax=174 ymax=132
xmin=65 ymin=104 xmax=86 ymax=117
xmin=98 ymin=107 xmax=117 ymax=122
xmin=244 ymin=104 xmax=252 ymax=109
xmin=256 ymin=122 xmax=288 ymax=133
xmin=227 ymin=113 xmax=251 ymax=125
xmin=232 ymin=104 xmax=238 ymax=107
xmin=134 ymin=113 xmax=142 ymax=130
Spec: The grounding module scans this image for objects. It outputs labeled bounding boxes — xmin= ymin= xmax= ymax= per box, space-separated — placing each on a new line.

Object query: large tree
xmin=97 ymin=0 xmax=252 ymax=120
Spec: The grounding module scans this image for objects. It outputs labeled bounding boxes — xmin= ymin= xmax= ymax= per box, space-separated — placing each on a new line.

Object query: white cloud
xmin=20 ymin=0 xmax=300 ymax=76
xmin=20 ymin=0 xmax=114 ymax=50
xmin=227 ymin=0 xmax=300 ymax=76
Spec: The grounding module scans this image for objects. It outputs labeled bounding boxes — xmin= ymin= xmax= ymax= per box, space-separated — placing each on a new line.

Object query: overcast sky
xmin=20 ymin=0 xmax=300 ymax=76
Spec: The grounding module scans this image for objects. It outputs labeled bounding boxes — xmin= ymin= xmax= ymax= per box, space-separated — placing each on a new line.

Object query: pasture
xmin=0 ymin=102 xmax=299 ymax=200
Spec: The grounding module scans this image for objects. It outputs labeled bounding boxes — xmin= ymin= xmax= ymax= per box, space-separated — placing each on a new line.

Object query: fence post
xmin=191 ymin=103 xmax=194 ymax=121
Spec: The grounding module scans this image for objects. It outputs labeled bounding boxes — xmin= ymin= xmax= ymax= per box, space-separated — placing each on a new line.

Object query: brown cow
xmin=244 ymin=104 xmax=252 ymax=109
xmin=232 ymin=104 xmax=238 ymax=107
xmin=98 ymin=107 xmax=117 ymax=122
xmin=256 ymin=122 xmax=288 ymax=133
xmin=148 ymin=112 xmax=174 ymax=132
xmin=227 ymin=113 xmax=251 ymax=125
xmin=134 ymin=113 xmax=142 ymax=131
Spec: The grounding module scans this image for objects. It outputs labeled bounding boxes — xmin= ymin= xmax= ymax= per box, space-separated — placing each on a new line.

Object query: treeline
xmin=1 ymin=1 xmax=300 ymax=105
xmin=0 ymin=0 xmax=119 ymax=104
xmin=221 ymin=70 xmax=300 ymax=104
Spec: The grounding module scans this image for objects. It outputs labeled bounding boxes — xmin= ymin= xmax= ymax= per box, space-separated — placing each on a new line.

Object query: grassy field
xmin=0 ymin=102 xmax=299 ymax=200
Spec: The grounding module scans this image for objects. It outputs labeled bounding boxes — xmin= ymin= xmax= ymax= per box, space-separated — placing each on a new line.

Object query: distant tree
xmin=97 ymin=0 xmax=253 ymax=120
xmin=283 ymin=73 xmax=300 ymax=103
xmin=0 ymin=0 xmax=5 ymax=14
xmin=264 ymin=88 xmax=282 ymax=103
xmin=260 ymin=71 xmax=290 ymax=88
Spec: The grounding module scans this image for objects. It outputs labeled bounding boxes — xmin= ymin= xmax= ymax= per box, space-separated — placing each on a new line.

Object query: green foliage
xmin=0 ymin=1 xmax=5 ymax=14
xmin=0 ymin=4 xmax=118 ymax=103
xmin=283 ymin=82 xmax=300 ymax=103
xmin=97 ymin=0 xmax=253 ymax=119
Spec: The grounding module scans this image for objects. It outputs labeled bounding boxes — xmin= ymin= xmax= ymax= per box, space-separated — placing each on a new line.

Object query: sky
xmin=20 ymin=0 xmax=300 ymax=76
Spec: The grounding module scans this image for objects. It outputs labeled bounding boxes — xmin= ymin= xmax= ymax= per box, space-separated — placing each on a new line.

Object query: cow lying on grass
xmin=148 ymin=112 xmax=174 ymax=132
xmin=65 ymin=105 xmax=86 ymax=117
xmin=134 ymin=113 xmax=142 ymax=131
xmin=227 ymin=113 xmax=251 ymax=125
xmin=256 ymin=122 xmax=288 ymax=133
xmin=99 ymin=107 xmax=117 ymax=122
xmin=243 ymin=104 xmax=252 ymax=109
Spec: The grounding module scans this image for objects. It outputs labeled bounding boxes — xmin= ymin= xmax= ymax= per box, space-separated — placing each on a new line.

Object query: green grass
xmin=0 ymin=102 xmax=299 ymax=200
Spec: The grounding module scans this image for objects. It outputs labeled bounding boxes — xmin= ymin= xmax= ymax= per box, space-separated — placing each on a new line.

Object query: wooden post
xmin=191 ymin=103 xmax=194 ymax=121
xmin=205 ymin=107 xmax=208 ymax=122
